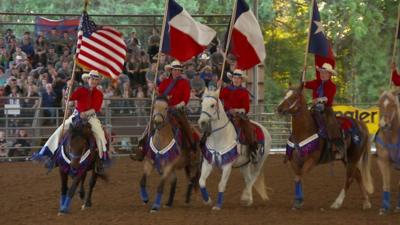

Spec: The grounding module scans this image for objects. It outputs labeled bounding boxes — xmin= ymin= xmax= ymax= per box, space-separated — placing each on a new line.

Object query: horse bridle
xmin=380 ymin=110 xmax=396 ymax=131
xmin=281 ymin=92 xmax=302 ymax=115
xmin=201 ymin=95 xmax=220 ymax=121
xmin=66 ymin=141 xmax=88 ymax=161
xmin=152 ymin=111 xmax=168 ymax=129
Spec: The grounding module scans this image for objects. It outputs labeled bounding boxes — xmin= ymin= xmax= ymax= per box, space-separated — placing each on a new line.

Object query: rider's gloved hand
xmin=174 ymin=101 xmax=185 ymax=110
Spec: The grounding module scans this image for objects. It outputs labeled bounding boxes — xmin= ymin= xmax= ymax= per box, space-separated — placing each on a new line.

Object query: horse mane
xmin=155 ymin=95 xmax=169 ymax=104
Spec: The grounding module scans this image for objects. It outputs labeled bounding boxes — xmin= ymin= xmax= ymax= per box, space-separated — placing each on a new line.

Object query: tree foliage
xmin=1 ymin=0 xmax=399 ymax=104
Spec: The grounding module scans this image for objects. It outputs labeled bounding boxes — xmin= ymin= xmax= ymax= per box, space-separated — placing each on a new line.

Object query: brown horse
xmin=57 ymin=122 xmax=107 ymax=215
xmin=138 ymin=97 xmax=201 ymax=213
xmin=277 ymin=85 xmax=373 ymax=210
xmin=375 ymin=90 xmax=400 ymax=214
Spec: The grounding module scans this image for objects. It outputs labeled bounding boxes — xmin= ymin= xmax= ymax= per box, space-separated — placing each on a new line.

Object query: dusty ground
xmin=0 ymin=155 xmax=399 ymax=225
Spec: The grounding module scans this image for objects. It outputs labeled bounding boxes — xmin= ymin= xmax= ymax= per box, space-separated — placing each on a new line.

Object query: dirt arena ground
xmin=0 ymin=155 xmax=399 ymax=225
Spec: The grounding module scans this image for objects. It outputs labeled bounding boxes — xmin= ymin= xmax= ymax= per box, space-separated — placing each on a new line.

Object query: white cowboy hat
xmin=87 ymin=70 xmax=102 ymax=79
xmin=317 ymin=63 xmax=337 ymax=75
xmin=170 ymin=60 xmax=183 ymax=70
xmin=227 ymin=69 xmax=247 ymax=80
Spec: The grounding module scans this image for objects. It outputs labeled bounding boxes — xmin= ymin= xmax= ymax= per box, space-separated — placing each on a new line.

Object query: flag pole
xmin=146 ymin=0 xmax=169 ymax=133
xmin=301 ymin=0 xmax=315 ymax=84
xmin=58 ymin=0 xmax=89 ymax=142
xmin=218 ymin=0 xmax=238 ymax=88
xmin=389 ymin=3 xmax=400 ymax=88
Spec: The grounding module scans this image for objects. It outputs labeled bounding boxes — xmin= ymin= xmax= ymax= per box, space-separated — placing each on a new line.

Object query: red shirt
xmin=220 ymin=85 xmax=250 ymax=113
xmin=392 ymin=69 xmax=400 ymax=86
xmin=69 ymin=87 xmax=103 ymax=113
xmin=158 ymin=77 xmax=190 ymax=107
xmin=304 ymin=79 xmax=336 ymax=107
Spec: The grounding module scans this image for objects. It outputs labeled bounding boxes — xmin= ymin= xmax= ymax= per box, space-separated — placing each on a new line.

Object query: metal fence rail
xmin=0 ymin=97 xmax=293 ymax=161
xmin=1 ymin=96 xmax=380 ymax=162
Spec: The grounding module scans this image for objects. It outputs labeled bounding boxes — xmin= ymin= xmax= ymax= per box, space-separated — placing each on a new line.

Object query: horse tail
xmin=357 ymin=132 xmax=374 ymax=194
xmin=253 ymin=122 xmax=272 ymax=201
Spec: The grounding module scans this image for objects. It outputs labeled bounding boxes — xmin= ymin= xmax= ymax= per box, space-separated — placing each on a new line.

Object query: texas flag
xmin=161 ymin=0 xmax=216 ymax=62
xmin=308 ymin=0 xmax=330 ymax=57
xmin=308 ymin=0 xmax=335 ymax=79
xmin=230 ymin=0 xmax=266 ymax=70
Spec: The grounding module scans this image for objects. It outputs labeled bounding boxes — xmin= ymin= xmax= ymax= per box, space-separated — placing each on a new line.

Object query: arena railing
xmin=0 ymin=97 xmax=290 ymax=161
xmin=1 ymin=97 xmax=375 ymax=161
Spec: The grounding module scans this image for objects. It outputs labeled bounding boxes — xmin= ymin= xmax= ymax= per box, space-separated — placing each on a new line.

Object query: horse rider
xmin=304 ymin=62 xmax=344 ymax=159
xmin=133 ymin=60 xmax=194 ymax=161
xmin=219 ymin=69 xmax=258 ymax=163
xmin=39 ymin=70 xmax=107 ymax=174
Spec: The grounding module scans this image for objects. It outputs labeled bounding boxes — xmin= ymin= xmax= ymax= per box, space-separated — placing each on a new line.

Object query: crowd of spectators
xmin=0 ymin=26 xmax=237 ymax=158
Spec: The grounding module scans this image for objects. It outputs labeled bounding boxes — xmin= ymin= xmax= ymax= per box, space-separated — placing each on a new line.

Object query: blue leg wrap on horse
xmin=295 ymin=181 xmax=303 ymax=200
xmin=59 ymin=195 xmax=66 ymax=207
xmin=140 ymin=186 xmax=149 ymax=202
xmin=61 ymin=196 xmax=72 ymax=212
xmin=383 ymin=191 xmax=390 ymax=209
xmin=397 ymin=192 xmax=400 ymax=208
xmin=200 ymin=187 xmax=209 ymax=201
xmin=152 ymin=192 xmax=162 ymax=209
xmin=216 ymin=192 xmax=224 ymax=208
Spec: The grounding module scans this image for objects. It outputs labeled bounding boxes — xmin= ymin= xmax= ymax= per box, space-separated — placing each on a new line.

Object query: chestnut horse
xmin=375 ymin=91 xmax=400 ymax=214
xmin=57 ymin=122 xmax=107 ymax=215
xmin=138 ymin=97 xmax=201 ymax=213
xmin=277 ymin=85 xmax=373 ymax=210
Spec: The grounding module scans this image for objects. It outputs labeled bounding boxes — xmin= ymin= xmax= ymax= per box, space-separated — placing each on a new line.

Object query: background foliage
xmin=1 ymin=0 xmax=399 ymax=104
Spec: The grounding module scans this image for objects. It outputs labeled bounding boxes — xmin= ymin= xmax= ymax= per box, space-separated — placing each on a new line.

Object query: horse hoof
xmin=212 ymin=206 xmax=221 ymax=211
xmin=394 ymin=206 xmax=400 ymax=213
xmin=150 ymin=204 xmax=160 ymax=213
xmin=150 ymin=208 xmax=159 ymax=213
xmin=81 ymin=205 xmax=86 ymax=211
xmin=57 ymin=210 xmax=68 ymax=216
xmin=330 ymin=202 xmax=342 ymax=209
xmin=240 ymin=199 xmax=253 ymax=207
xmin=142 ymin=200 xmax=149 ymax=205
xmin=379 ymin=208 xmax=390 ymax=215
xmin=203 ymin=198 xmax=212 ymax=206
xmin=164 ymin=204 xmax=172 ymax=208
xmin=362 ymin=201 xmax=372 ymax=210
xmin=292 ymin=199 xmax=303 ymax=210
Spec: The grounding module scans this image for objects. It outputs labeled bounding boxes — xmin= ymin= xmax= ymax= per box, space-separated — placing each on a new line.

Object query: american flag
xmin=76 ymin=12 xmax=127 ymax=79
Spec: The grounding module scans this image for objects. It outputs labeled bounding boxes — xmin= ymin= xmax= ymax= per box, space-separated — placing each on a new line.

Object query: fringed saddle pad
xmin=54 ymin=137 xmax=94 ymax=177
xmin=144 ymin=129 xmax=183 ymax=174
xmin=202 ymin=141 xmax=238 ymax=167
xmin=286 ymin=134 xmax=320 ymax=159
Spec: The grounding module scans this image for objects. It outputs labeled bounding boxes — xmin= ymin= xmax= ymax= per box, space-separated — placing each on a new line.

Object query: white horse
xmin=197 ymin=88 xmax=271 ymax=210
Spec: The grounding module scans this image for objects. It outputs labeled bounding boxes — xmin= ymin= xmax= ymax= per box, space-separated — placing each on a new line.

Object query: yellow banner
xmin=333 ymin=105 xmax=379 ymax=134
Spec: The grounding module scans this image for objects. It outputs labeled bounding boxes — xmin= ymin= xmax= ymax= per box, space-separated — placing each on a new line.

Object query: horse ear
xmin=204 ymin=86 xmax=209 ymax=95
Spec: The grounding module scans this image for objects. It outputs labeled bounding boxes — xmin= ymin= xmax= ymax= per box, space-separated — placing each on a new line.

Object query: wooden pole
xmin=217 ymin=0 xmax=238 ymax=88
xmin=389 ymin=4 xmax=400 ymax=88
xmin=147 ymin=0 xmax=169 ymax=132
xmin=58 ymin=0 xmax=89 ymax=141
xmin=301 ymin=0 xmax=315 ymax=84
